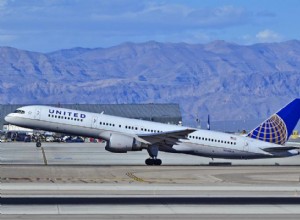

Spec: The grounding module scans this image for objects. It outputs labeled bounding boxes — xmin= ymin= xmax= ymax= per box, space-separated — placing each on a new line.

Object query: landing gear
xmin=36 ymin=136 xmax=42 ymax=148
xmin=145 ymin=145 xmax=162 ymax=166
xmin=145 ymin=158 xmax=162 ymax=165
xmin=36 ymin=141 xmax=41 ymax=148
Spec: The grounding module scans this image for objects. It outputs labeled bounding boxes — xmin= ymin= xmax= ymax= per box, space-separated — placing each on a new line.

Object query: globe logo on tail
xmin=247 ymin=114 xmax=287 ymax=145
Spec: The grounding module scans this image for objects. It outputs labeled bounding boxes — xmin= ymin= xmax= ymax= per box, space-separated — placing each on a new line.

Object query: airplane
xmin=4 ymin=98 xmax=300 ymax=165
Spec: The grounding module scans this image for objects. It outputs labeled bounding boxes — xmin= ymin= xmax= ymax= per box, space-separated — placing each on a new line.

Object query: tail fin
xmin=247 ymin=98 xmax=300 ymax=145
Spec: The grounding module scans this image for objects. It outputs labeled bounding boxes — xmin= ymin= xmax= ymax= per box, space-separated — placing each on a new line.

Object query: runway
xmin=1 ymin=142 xmax=300 ymax=219
xmin=2 ymin=165 xmax=300 ymax=219
xmin=2 ymin=141 xmax=300 ymax=165
xmin=2 ymin=205 xmax=300 ymax=219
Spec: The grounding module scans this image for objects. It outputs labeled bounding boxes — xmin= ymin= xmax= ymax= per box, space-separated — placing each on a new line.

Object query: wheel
xmin=154 ymin=159 xmax=162 ymax=166
xmin=145 ymin=158 xmax=154 ymax=165
xmin=36 ymin=142 xmax=41 ymax=148
xmin=145 ymin=158 xmax=162 ymax=166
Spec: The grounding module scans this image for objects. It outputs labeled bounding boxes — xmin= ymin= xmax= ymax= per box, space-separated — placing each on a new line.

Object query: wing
xmin=135 ymin=128 xmax=196 ymax=146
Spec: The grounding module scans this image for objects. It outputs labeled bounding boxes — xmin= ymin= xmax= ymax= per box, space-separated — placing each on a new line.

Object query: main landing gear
xmin=145 ymin=145 xmax=162 ymax=166
xmin=145 ymin=158 xmax=162 ymax=165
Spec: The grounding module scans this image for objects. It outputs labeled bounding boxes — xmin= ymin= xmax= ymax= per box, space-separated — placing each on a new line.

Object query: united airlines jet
xmin=5 ymin=99 xmax=300 ymax=165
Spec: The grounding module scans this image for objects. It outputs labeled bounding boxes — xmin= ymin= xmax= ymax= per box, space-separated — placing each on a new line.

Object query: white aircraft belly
xmin=173 ymin=141 xmax=267 ymax=159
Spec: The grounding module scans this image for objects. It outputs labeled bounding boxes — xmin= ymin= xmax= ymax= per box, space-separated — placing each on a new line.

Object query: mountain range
xmin=1 ymin=40 xmax=300 ymax=129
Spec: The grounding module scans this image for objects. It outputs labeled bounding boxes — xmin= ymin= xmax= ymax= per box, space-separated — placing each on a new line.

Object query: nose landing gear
xmin=36 ymin=141 xmax=41 ymax=148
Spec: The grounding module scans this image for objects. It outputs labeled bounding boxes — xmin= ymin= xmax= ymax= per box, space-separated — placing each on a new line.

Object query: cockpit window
xmin=14 ymin=109 xmax=25 ymax=114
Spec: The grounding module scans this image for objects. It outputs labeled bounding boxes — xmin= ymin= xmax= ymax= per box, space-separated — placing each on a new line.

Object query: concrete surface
xmin=2 ymin=142 xmax=300 ymax=219
xmin=1 ymin=142 xmax=300 ymax=165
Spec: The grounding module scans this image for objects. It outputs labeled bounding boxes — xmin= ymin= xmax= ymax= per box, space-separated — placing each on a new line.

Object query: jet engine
xmin=105 ymin=133 xmax=144 ymax=153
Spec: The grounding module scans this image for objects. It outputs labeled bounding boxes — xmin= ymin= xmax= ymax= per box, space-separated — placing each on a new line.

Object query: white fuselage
xmin=5 ymin=105 xmax=298 ymax=159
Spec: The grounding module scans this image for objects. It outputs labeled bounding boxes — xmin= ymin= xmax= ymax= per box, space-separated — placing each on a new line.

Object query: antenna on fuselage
xmin=207 ymin=114 xmax=211 ymax=130
xmin=196 ymin=117 xmax=201 ymax=129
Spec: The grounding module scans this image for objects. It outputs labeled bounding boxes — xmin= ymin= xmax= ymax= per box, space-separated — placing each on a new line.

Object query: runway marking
xmin=126 ymin=172 xmax=146 ymax=182
xmin=41 ymin=147 xmax=48 ymax=166
xmin=2 ymin=177 xmax=133 ymax=183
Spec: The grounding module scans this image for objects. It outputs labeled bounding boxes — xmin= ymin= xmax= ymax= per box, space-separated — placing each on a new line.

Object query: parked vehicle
xmin=65 ymin=136 xmax=84 ymax=143
xmin=45 ymin=136 xmax=54 ymax=142
xmin=24 ymin=135 xmax=32 ymax=142
xmin=15 ymin=133 xmax=27 ymax=142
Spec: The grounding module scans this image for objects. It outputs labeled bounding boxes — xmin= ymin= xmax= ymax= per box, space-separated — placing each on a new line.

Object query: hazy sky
xmin=0 ymin=0 xmax=299 ymax=52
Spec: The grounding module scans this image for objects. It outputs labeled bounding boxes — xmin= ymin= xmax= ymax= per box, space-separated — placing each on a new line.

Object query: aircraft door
xmin=91 ymin=116 xmax=98 ymax=129
xmin=34 ymin=108 xmax=41 ymax=120
xmin=243 ymin=141 xmax=249 ymax=152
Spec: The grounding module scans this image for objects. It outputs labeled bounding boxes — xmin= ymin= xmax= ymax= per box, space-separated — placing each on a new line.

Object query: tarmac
xmin=1 ymin=142 xmax=300 ymax=219
xmin=1 ymin=141 xmax=300 ymax=165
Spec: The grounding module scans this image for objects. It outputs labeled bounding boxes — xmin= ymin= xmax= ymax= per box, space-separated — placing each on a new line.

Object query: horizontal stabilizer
xmin=262 ymin=146 xmax=300 ymax=152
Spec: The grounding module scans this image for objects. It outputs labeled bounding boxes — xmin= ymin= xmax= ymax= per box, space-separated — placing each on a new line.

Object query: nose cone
xmin=5 ymin=114 xmax=13 ymax=124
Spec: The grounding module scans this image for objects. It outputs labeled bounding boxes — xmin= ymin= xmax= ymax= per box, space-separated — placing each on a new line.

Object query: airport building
xmin=0 ymin=104 xmax=182 ymax=130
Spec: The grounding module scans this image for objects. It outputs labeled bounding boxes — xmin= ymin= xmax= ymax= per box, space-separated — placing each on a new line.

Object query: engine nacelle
xmin=105 ymin=133 xmax=143 ymax=153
